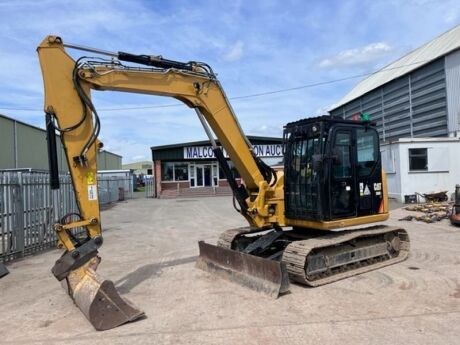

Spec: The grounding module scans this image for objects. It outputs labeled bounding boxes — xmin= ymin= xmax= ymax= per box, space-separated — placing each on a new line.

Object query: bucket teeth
xmin=63 ymin=259 xmax=144 ymax=331
xmin=196 ymin=241 xmax=290 ymax=298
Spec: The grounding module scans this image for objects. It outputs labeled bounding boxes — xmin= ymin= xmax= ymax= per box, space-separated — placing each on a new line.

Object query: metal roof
xmin=0 ymin=113 xmax=47 ymax=132
xmin=331 ymin=24 xmax=460 ymax=111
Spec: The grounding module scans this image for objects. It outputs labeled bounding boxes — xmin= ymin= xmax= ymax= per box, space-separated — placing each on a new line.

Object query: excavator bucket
xmin=196 ymin=241 xmax=290 ymax=298
xmin=63 ymin=258 xmax=144 ymax=331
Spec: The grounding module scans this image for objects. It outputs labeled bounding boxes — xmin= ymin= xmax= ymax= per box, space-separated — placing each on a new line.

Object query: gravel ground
xmin=1 ymin=196 xmax=459 ymax=345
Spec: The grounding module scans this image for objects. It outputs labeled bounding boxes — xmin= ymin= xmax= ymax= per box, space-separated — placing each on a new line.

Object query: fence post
xmin=0 ymin=173 xmax=4 ymax=260
xmin=107 ymin=179 xmax=111 ymax=203
xmin=15 ymin=172 xmax=25 ymax=257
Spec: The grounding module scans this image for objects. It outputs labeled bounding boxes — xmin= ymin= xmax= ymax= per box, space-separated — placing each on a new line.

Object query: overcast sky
xmin=0 ymin=0 xmax=459 ymax=163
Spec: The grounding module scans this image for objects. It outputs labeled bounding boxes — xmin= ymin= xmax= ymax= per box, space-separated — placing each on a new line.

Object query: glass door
xmin=204 ymin=165 xmax=212 ymax=186
xmin=196 ymin=165 xmax=204 ymax=187
xmin=194 ymin=164 xmax=214 ymax=187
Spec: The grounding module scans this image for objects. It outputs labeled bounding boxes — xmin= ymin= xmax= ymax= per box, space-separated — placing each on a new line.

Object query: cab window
xmin=356 ymin=129 xmax=378 ymax=177
xmin=332 ymin=131 xmax=351 ymax=178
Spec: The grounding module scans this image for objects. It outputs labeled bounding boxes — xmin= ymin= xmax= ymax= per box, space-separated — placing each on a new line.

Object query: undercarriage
xmin=197 ymin=225 xmax=410 ymax=296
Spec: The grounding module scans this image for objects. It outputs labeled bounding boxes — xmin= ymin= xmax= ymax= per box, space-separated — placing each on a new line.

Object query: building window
xmin=189 ymin=163 xmax=195 ymax=186
xmin=409 ymin=148 xmax=428 ymax=171
xmin=212 ymin=163 xmax=219 ymax=185
xmin=162 ymin=162 xmax=174 ymax=181
xmin=162 ymin=162 xmax=190 ymax=181
xmin=174 ymin=163 xmax=189 ymax=181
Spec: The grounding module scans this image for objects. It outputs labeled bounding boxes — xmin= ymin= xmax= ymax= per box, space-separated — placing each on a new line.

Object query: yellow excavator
xmin=37 ymin=35 xmax=410 ymax=331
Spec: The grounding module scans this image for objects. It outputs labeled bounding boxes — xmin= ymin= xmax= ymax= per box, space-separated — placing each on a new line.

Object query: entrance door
xmin=196 ymin=165 xmax=204 ymax=187
xmin=203 ymin=165 xmax=212 ymax=186
xmin=195 ymin=164 xmax=213 ymax=187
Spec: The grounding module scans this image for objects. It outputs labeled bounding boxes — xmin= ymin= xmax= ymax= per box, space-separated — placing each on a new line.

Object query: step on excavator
xmin=37 ymin=35 xmax=410 ymax=331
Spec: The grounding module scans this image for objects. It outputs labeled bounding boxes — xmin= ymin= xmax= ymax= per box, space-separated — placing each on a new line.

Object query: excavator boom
xmin=37 ymin=35 xmax=287 ymax=330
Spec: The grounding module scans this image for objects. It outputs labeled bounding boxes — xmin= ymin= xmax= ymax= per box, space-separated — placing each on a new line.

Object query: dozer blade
xmin=196 ymin=241 xmax=290 ymax=298
xmin=64 ymin=258 xmax=144 ymax=331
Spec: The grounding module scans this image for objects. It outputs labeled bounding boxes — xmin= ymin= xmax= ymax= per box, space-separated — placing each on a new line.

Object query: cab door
xmin=355 ymin=128 xmax=382 ymax=216
xmin=330 ymin=129 xmax=356 ymax=218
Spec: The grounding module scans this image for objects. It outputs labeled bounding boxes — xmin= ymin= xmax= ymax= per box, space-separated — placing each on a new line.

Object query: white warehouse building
xmin=381 ymin=138 xmax=460 ymax=201
xmin=330 ymin=25 xmax=460 ymax=202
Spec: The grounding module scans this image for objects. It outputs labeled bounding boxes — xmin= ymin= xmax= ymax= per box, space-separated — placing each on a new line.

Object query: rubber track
xmin=282 ymin=225 xmax=410 ymax=287
xmin=217 ymin=226 xmax=262 ymax=249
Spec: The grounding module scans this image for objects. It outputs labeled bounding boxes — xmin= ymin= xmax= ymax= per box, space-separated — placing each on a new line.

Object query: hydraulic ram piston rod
xmin=63 ymin=41 xmax=193 ymax=70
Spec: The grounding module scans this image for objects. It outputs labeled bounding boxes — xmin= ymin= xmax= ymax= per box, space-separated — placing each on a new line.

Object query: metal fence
xmin=0 ymin=170 xmax=133 ymax=263
xmin=0 ymin=172 xmax=79 ymax=262
xmin=145 ymin=176 xmax=155 ymax=198
xmin=98 ymin=175 xmax=133 ymax=204
xmin=97 ymin=170 xmax=134 ymax=204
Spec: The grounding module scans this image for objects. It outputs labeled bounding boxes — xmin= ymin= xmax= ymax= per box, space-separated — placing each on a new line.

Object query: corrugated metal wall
xmin=0 ymin=115 xmax=122 ymax=171
xmin=445 ymin=49 xmax=460 ymax=134
xmin=0 ymin=119 xmax=15 ymax=167
xmin=331 ymin=58 xmax=449 ymax=141
xmin=97 ymin=151 xmax=122 ymax=170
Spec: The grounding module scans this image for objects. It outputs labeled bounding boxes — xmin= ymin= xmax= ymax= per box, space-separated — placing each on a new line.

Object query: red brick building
xmin=151 ymin=136 xmax=283 ymax=198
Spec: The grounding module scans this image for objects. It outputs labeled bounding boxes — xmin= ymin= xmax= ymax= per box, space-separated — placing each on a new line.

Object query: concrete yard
xmin=1 ymin=196 xmax=460 ymax=344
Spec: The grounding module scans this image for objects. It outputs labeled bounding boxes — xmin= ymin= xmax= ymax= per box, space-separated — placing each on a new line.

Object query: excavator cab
xmin=284 ymin=116 xmax=384 ymax=223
